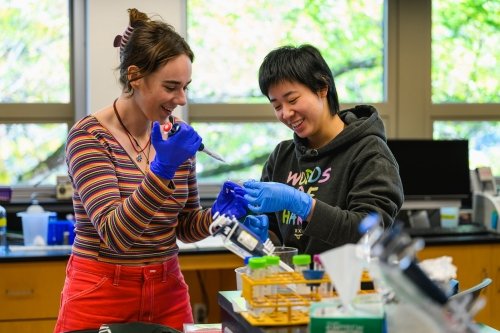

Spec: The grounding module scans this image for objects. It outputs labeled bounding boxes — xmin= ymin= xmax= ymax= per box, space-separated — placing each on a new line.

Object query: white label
xmin=237 ymin=230 xmax=258 ymax=250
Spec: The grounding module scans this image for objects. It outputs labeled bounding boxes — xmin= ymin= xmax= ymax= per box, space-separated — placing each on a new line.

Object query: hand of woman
xmin=243 ymin=180 xmax=313 ymax=220
xmin=150 ymin=121 xmax=202 ymax=179
xmin=212 ymin=181 xmax=248 ymax=219
xmin=243 ymin=214 xmax=269 ymax=242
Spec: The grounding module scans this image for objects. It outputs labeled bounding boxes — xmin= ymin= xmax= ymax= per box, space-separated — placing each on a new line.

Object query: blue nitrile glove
xmin=212 ymin=181 xmax=248 ymax=219
xmin=243 ymin=180 xmax=313 ymax=220
xmin=150 ymin=121 xmax=202 ymax=179
xmin=243 ymin=214 xmax=269 ymax=242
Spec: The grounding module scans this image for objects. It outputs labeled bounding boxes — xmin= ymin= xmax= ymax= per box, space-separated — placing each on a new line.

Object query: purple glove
xmin=150 ymin=121 xmax=202 ymax=179
xmin=243 ymin=214 xmax=269 ymax=242
xmin=243 ymin=180 xmax=313 ymax=220
xmin=212 ymin=181 xmax=248 ymax=219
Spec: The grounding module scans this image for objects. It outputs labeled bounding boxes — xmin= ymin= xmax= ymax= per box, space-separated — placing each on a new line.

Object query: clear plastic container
xmin=293 ymin=254 xmax=311 ymax=271
xmin=248 ymin=257 xmax=267 ymax=295
xmin=265 ymin=255 xmax=280 ymax=275
xmin=293 ymin=254 xmax=311 ymax=294
xmin=313 ymin=254 xmax=329 ymax=297
xmin=235 ymin=266 xmax=247 ymax=290
xmin=264 ymin=255 xmax=280 ymax=296
xmin=17 ymin=211 xmax=56 ymax=246
xmin=247 ymin=257 xmax=267 ymax=316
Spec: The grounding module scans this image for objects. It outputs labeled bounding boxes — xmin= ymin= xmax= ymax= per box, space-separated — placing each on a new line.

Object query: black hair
xmin=258 ymin=44 xmax=340 ymax=115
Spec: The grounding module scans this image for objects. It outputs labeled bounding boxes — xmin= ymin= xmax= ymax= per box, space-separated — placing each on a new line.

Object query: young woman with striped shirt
xmin=54 ymin=8 xmax=247 ymax=333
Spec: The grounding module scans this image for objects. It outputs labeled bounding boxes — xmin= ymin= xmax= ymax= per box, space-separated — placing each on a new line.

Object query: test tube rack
xmin=240 ymin=270 xmax=376 ymax=326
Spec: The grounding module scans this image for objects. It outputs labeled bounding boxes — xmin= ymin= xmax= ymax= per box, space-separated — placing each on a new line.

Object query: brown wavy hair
xmin=116 ymin=8 xmax=194 ymax=94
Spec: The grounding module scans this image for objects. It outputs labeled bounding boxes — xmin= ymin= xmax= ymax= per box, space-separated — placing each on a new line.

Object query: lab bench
xmin=0 ymin=239 xmax=241 ymax=333
xmin=218 ymin=290 xmax=499 ymax=333
xmin=1 ymin=234 xmax=500 ymax=332
xmin=417 ymin=236 xmax=500 ymax=329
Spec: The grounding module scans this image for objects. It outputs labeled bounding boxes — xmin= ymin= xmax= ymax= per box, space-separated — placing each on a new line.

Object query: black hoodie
xmin=261 ymin=105 xmax=404 ymax=255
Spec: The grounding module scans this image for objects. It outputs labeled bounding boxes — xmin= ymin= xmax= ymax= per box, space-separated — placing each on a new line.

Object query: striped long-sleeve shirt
xmin=66 ymin=116 xmax=213 ymax=264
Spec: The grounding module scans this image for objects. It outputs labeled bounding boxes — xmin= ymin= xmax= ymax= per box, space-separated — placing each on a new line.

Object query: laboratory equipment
xmin=16 ymin=199 xmax=56 ymax=246
xmin=0 ymin=204 xmax=7 ymax=252
xmin=320 ymin=244 xmax=366 ymax=310
xmin=473 ymin=193 xmax=500 ymax=231
xmin=238 ymin=267 xmax=375 ymax=326
xmin=440 ymin=206 xmax=460 ymax=228
xmin=362 ymin=216 xmax=484 ymax=333
xmin=235 ymin=266 xmax=247 ymax=290
xmin=293 ymin=254 xmax=312 ymax=294
xmin=471 ymin=167 xmax=497 ymax=195
xmin=272 ymin=246 xmax=298 ymax=272
xmin=264 ymin=255 xmax=280 ymax=296
xmin=246 ymin=257 xmax=267 ymax=316
xmin=471 ymin=167 xmax=499 ymax=231
xmin=209 ymin=214 xmax=275 ymax=259
xmin=164 ymin=116 xmax=226 ymax=163
xmin=47 ymin=219 xmax=75 ymax=245
xmin=313 ymin=254 xmax=330 ymax=296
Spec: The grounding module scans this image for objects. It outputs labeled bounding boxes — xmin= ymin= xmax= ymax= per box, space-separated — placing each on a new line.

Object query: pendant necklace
xmin=113 ymin=98 xmax=151 ymax=164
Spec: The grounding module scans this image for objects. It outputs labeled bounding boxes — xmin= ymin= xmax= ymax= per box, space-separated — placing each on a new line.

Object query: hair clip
xmin=120 ymin=26 xmax=134 ymax=50
xmin=113 ymin=25 xmax=134 ymax=51
xmin=113 ymin=35 xmax=122 ymax=48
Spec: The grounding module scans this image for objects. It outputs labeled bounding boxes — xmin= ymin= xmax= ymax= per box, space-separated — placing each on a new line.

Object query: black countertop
xmin=420 ymin=232 xmax=500 ymax=246
xmin=406 ymin=224 xmax=500 ymax=245
xmin=2 ymin=228 xmax=500 ymax=263
xmin=0 ymin=237 xmax=230 ymax=263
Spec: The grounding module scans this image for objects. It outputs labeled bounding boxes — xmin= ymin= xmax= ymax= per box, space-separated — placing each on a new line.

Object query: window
xmin=192 ymin=122 xmax=292 ymax=183
xmin=188 ymin=0 xmax=385 ymax=104
xmin=0 ymin=0 xmax=72 ymax=187
xmin=0 ymin=1 xmax=70 ymax=103
xmin=187 ymin=0 xmax=387 ymax=184
xmin=2 ymin=1 xmax=497 ymax=195
xmin=433 ymin=121 xmax=500 ymax=176
xmin=0 ymin=124 xmax=68 ymax=185
xmin=431 ymin=0 xmax=499 ymax=177
xmin=432 ymin=0 xmax=499 ymax=103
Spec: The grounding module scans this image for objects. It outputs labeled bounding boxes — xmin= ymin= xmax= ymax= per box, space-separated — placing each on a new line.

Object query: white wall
xmin=86 ymin=0 xmax=185 ymax=115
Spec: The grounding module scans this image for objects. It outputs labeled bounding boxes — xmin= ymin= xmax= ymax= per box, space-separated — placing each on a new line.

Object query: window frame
xmin=394 ymin=0 xmax=499 ymax=137
xmin=187 ymin=0 xmax=397 ymax=138
xmin=0 ymin=0 xmax=85 ymax=201
xmin=1 ymin=0 xmax=498 ymax=201
xmin=188 ymin=0 xmax=500 ymax=195
xmin=0 ymin=0 xmax=78 ymax=126
xmin=188 ymin=0 xmax=499 ymax=136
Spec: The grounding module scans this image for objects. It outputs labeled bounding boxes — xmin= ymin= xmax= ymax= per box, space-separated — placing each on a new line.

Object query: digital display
xmin=387 ymin=139 xmax=471 ymax=200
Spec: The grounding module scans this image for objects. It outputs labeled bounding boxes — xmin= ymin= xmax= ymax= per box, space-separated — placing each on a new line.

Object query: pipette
xmin=209 ymin=213 xmax=275 ymax=258
xmin=163 ymin=117 xmax=226 ymax=163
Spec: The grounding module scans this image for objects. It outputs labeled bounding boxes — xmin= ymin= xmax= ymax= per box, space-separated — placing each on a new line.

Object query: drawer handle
xmin=497 ymin=267 xmax=500 ymax=294
xmin=5 ymin=288 xmax=34 ymax=297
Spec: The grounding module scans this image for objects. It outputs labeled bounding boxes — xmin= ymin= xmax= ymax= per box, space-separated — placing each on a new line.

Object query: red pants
xmin=54 ymin=255 xmax=193 ymax=333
